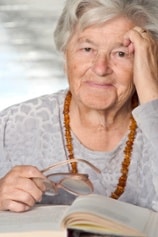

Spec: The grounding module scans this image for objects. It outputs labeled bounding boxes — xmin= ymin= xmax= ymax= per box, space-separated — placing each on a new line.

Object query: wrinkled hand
xmin=0 ymin=165 xmax=47 ymax=212
xmin=124 ymin=26 xmax=158 ymax=104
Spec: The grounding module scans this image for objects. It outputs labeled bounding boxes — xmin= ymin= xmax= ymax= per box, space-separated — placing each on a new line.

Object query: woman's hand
xmin=0 ymin=165 xmax=46 ymax=212
xmin=124 ymin=26 xmax=158 ymax=104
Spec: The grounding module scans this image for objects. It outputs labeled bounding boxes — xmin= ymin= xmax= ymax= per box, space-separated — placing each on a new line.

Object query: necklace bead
xmin=63 ymin=91 xmax=137 ymax=199
xmin=63 ymin=91 xmax=78 ymax=173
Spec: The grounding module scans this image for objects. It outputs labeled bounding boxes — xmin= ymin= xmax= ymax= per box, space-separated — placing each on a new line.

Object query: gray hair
xmin=54 ymin=0 xmax=158 ymax=52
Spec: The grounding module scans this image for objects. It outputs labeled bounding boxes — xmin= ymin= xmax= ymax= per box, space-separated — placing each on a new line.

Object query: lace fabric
xmin=0 ymin=89 xmax=158 ymax=210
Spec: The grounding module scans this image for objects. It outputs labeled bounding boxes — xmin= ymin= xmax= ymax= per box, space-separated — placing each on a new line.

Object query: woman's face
xmin=65 ymin=16 xmax=135 ymax=111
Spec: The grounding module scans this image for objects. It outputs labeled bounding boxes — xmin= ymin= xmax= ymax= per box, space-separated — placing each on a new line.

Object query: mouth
xmin=85 ymin=81 xmax=113 ymax=89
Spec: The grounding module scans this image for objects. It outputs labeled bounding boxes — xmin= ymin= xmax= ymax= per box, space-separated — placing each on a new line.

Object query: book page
xmin=143 ymin=211 xmax=158 ymax=236
xmin=61 ymin=194 xmax=151 ymax=236
xmin=0 ymin=204 xmax=68 ymax=236
xmin=2 ymin=231 xmax=65 ymax=237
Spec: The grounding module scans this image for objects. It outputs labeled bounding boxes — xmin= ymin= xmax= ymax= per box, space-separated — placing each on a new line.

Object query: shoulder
xmin=133 ymin=99 xmax=158 ymax=120
xmin=0 ymin=89 xmax=68 ymax=121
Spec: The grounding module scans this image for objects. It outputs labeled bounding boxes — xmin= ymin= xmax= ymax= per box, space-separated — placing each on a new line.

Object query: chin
xmin=80 ymin=92 xmax=114 ymax=109
xmin=82 ymin=98 xmax=113 ymax=110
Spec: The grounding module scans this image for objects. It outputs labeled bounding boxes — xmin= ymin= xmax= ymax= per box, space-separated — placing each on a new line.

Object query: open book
xmin=0 ymin=194 xmax=158 ymax=237
xmin=61 ymin=194 xmax=158 ymax=237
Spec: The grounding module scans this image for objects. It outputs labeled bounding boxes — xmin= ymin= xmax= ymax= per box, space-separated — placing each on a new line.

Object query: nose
xmin=91 ymin=54 xmax=112 ymax=76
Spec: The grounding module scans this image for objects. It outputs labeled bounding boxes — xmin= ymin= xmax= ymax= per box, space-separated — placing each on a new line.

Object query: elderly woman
xmin=0 ymin=0 xmax=158 ymax=212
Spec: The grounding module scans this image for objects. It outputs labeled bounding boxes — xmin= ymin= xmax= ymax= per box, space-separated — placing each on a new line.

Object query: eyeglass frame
xmin=39 ymin=158 xmax=101 ymax=196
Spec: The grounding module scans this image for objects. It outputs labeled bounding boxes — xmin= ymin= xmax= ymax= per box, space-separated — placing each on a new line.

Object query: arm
xmin=132 ymin=100 xmax=158 ymax=211
xmin=0 ymin=106 xmax=46 ymax=212
xmin=124 ymin=27 xmax=158 ymax=210
xmin=132 ymin=99 xmax=158 ymax=152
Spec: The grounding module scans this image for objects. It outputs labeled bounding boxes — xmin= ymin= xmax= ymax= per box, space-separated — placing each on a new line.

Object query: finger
xmin=132 ymin=27 xmax=153 ymax=41
xmin=31 ymin=177 xmax=46 ymax=192
xmin=124 ymin=26 xmax=147 ymax=42
xmin=6 ymin=166 xmax=46 ymax=194
xmin=15 ymin=177 xmax=44 ymax=202
xmin=132 ymin=26 xmax=147 ymax=34
xmin=1 ymin=175 xmax=43 ymax=203
xmin=1 ymin=183 xmax=39 ymax=205
xmin=11 ymin=165 xmax=46 ymax=179
xmin=1 ymin=199 xmax=31 ymax=212
xmin=123 ymin=28 xmax=151 ymax=55
xmin=0 ymin=187 xmax=36 ymax=211
xmin=134 ymin=26 xmax=146 ymax=34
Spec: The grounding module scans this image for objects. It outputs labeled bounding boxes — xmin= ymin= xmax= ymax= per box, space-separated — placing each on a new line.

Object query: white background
xmin=0 ymin=0 xmax=68 ymax=110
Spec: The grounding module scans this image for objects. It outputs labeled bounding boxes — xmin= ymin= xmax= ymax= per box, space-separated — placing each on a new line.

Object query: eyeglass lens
xmin=60 ymin=177 xmax=93 ymax=195
xmin=44 ymin=175 xmax=93 ymax=196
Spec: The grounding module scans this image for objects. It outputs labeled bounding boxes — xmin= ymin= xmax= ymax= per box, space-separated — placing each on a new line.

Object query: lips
xmin=85 ymin=81 xmax=113 ymax=88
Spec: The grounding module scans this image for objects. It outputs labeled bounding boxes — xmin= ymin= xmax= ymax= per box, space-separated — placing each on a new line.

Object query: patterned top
xmin=0 ymin=89 xmax=158 ymax=210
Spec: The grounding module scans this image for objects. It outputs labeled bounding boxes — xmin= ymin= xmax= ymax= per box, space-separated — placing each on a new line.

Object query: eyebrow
xmin=78 ymin=38 xmax=97 ymax=46
xmin=78 ymin=37 xmax=126 ymax=48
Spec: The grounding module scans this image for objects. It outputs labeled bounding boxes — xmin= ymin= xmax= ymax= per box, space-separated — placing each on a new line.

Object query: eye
xmin=84 ymin=47 xmax=92 ymax=52
xmin=118 ymin=51 xmax=126 ymax=57
xmin=111 ymin=48 xmax=130 ymax=60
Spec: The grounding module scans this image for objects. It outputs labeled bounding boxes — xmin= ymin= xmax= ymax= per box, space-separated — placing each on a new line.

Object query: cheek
xmin=72 ymin=63 xmax=78 ymax=72
xmin=65 ymin=51 xmax=78 ymax=72
xmin=65 ymin=61 xmax=81 ymax=89
xmin=113 ymin=61 xmax=133 ymax=82
xmin=66 ymin=62 xmax=79 ymax=80
xmin=66 ymin=58 xmax=88 ymax=79
xmin=124 ymin=67 xmax=133 ymax=86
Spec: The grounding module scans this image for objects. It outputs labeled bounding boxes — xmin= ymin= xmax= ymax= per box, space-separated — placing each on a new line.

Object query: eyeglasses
xmin=39 ymin=158 xmax=101 ymax=196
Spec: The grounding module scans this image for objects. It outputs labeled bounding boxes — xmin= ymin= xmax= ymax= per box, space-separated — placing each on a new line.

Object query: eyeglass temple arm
xmin=41 ymin=158 xmax=101 ymax=174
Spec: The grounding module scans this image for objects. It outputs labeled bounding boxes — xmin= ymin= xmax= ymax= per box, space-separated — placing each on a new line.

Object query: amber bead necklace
xmin=63 ymin=91 xmax=137 ymax=199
